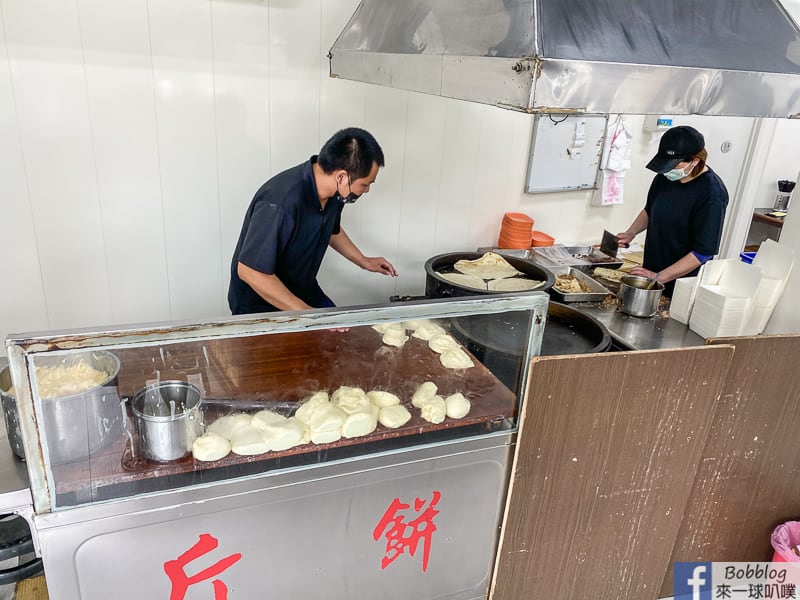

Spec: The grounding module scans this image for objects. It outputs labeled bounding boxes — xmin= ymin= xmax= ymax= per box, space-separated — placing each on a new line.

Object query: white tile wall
xmin=0 ymin=0 xmax=771 ymax=350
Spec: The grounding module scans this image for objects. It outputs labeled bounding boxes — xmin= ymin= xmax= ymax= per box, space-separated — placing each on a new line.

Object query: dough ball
xmin=207 ymin=413 xmax=253 ymax=441
xmin=331 ymin=386 xmax=371 ymax=415
xmin=252 ymin=410 xmax=289 ymax=429
xmin=420 ymin=396 xmax=447 ymax=424
xmin=230 ymin=426 xmax=270 ymax=456
xmin=379 ymin=405 xmax=412 ymax=429
xmin=402 ymin=320 xmax=427 ymax=331
xmin=192 ymin=432 xmax=231 ymax=462
xmin=264 ymin=421 xmax=304 ymax=451
xmin=294 ymin=391 xmax=330 ymax=424
xmin=412 ymin=322 xmax=446 ymax=341
xmin=310 ymin=429 xmax=342 ymax=445
xmin=309 ymin=403 xmax=347 ymax=433
xmin=367 ymin=390 xmax=401 ymax=408
xmin=342 ymin=411 xmax=378 ymax=439
xmin=372 ymin=322 xmax=403 ymax=334
xmin=445 ymin=393 xmax=471 ymax=419
xmin=412 ymin=381 xmax=438 ymax=408
xmin=428 ymin=334 xmax=459 ymax=354
xmin=382 ymin=328 xmax=409 ymax=348
xmin=440 ymin=347 xmax=474 ymax=369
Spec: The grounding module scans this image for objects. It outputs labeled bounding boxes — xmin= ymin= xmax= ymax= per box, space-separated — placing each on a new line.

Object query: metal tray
xmin=530 ymin=246 xmax=623 ymax=272
xmin=548 ymin=267 xmax=612 ymax=303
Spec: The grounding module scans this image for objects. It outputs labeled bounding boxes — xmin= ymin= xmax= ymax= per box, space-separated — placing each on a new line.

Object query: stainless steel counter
xmin=0 ymin=357 xmax=32 ymax=515
xmin=573 ymin=302 xmax=705 ymax=351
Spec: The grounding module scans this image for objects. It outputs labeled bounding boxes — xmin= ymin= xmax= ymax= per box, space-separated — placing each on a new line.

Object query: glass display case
xmin=5 ymin=294 xmax=547 ymax=515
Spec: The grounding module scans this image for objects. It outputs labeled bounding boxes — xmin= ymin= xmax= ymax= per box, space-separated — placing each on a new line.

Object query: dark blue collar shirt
xmin=228 ymin=156 xmax=344 ymax=314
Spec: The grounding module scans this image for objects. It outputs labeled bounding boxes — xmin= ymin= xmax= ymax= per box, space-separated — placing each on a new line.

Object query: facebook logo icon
xmin=674 ymin=562 xmax=712 ymax=600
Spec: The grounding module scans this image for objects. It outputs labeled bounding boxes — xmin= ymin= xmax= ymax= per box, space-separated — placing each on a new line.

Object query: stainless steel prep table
xmin=574 ymin=302 xmax=705 ymax=350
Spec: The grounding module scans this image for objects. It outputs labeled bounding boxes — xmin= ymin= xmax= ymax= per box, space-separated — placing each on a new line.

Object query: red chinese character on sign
xmin=373 ymin=490 xmax=441 ymax=572
xmin=164 ymin=533 xmax=242 ymax=600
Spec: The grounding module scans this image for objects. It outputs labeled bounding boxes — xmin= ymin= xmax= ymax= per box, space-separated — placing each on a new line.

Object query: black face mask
xmin=335 ymin=173 xmax=360 ymax=204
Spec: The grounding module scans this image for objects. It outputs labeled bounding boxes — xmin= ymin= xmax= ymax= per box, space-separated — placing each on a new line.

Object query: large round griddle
xmin=424 ymin=252 xmax=555 ymax=298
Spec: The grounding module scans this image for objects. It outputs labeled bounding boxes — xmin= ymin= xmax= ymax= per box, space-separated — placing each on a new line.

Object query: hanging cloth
xmin=593 ymin=115 xmax=632 ymax=206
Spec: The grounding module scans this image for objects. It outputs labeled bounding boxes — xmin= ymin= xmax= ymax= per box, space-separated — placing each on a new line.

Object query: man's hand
xmin=616 ymin=231 xmax=635 ymax=248
xmin=361 ymin=256 xmax=398 ymax=277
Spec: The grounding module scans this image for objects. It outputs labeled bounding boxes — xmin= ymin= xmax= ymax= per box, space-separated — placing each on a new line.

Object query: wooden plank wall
xmin=660 ymin=335 xmax=800 ymax=597
xmin=490 ymin=346 xmax=734 ymax=600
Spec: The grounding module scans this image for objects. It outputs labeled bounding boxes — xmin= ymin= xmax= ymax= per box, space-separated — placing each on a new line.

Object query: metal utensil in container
xmin=618 ymin=275 xmax=664 ymax=317
xmin=131 ymin=381 xmax=203 ymax=462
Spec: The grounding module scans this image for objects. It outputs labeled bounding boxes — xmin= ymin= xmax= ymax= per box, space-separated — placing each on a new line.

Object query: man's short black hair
xmin=318 ymin=127 xmax=385 ymax=179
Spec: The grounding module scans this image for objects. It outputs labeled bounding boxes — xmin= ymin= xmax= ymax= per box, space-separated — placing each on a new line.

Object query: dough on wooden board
xmin=342 ymin=411 xmax=378 ymax=438
xmin=309 ymin=403 xmax=347 ymax=433
xmin=367 ymin=390 xmax=401 ymax=408
xmin=192 ymin=432 xmax=231 ymax=462
xmin=207 ymin=413 xmax=253 ymax=440
xmin=294 ymin=391 xmax=330 ymax=424
xmin=252 ymin=410 xmax=289 ymax=429
xmin=230 ymin=426 xmax=270 ymax=456
xmin=382 ymin=328 xmax=409 ymax=348
xmin=310 ymin=429 xmax=342 ymax=445
xmin=412 ymin=322 xmax=446 ymax=341
xmin=445 ymin=393 xmax=471 ymax=419
xmin=412 ymin=381 xmax=438 ymax=408
xmin=331 ymin=386 xmax=371 ymax=415
xmin=420 ymin=396 xmax=446 ymax=424
xmin=378 ymin=404 xmax=412 ymax=429
xmin=428 ymin=334 xmax=458 ymax=354
xmin=440 ymin=348 xmax=474 ymax=369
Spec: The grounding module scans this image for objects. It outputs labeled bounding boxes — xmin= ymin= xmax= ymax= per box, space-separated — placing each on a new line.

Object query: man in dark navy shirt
xmin=617 ymin=126 xmax=728 ymax=296
xmin=228 ymin=128 xmax=397 ymax=314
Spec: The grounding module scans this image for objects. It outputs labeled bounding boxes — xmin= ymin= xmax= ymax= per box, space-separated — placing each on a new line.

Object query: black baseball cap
xmin=646 ymin=126 xmax=705 ymax=173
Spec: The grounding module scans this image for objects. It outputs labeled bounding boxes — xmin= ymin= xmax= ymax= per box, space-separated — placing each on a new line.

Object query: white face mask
xmin=663 ymin=161 xmax=695 ymax=181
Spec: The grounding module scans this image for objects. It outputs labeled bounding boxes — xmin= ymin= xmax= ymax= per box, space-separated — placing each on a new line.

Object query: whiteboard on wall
xmin=525 ymin=114 xmax=608 ymax=193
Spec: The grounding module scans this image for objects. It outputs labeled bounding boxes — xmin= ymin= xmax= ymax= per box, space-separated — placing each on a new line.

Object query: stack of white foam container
xmin=689 ymin=260 xmax=763 ymax=338
xmin=741 ymin=239 xmax=795 ymax=335
xmin=670 ymin=240 xmax=795 ymax=338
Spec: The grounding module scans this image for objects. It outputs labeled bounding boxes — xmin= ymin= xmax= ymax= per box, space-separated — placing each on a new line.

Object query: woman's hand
xmin=629 ymin=266 xmax=658 ymax=280
xmin=616 ymin=231 xmax=635 ymax=248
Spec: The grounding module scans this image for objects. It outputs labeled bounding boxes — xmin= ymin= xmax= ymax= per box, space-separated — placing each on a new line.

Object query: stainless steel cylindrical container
xmin=0 ymin=367 xmax=24 ymax=460
xmin=618 ymin=275 xmax=664 ymax=318
xmin=131 ymin=381 xmax=203 ymax=462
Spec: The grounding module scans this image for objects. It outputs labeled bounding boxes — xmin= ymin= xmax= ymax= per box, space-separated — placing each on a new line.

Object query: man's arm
xmin=329 ymin=228 xmax=398 ymax=276
xmin=237 ymin=262 xmax=313 ymax=311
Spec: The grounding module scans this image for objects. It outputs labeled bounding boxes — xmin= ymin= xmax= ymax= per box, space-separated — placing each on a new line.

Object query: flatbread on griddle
xmin=438 ymin=272 xmax=487 ymax=290
xmin=453 ymin=252 xmax=521 ymax=280
xmin=487 ymin=277 xmax=544 ymax=291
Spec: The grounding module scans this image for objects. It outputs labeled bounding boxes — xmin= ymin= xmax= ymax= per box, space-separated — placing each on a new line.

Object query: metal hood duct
xmin=329 ymin=0 xmax=800 ymax=117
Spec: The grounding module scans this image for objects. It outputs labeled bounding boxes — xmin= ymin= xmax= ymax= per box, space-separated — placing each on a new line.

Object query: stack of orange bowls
xmin=531 ymin=230 xmax=555 ymax=247
xmin=498 ymin=212 xmax=534 ymax=249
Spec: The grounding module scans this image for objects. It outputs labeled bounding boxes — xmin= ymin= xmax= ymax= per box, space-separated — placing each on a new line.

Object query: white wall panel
xmin=3 ymin=0 xmax=112 ymax=329
xmin=211 ymin=0 xmax=271 ymax=306
xmin=78 ymin=0 xmax=170 ymax=325
xmin=148 ymin=0 xmax=223 ymax=319
xmin=0 ymin=5 xmax=49 ymax=340
xmin=268 ymin=0 xmax=321 ymax=174
xmin=433 ymin=100 xmax=485 ymax=256
xmin=394 ymin=93 xmax=447 ymax=297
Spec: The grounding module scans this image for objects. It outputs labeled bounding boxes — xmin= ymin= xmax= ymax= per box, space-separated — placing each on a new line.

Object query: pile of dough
xmin=428 ymin=334 xmax=458 ymax=354
xmin=367 ymin=390 xmax=401 ymax=408
xmin=438 ymin=272 xmax=487 ymax=290
xmin=261 ymin=417 xmax=305 ymax=451
xmin=230 ymin=426 xmax=270 ymax=456
xmin=207 ymin=413 xmax=253 ymax=440
xmin=412 ymin=381 xmax=438 ymax=408
xmin=454 ymin=252 xmax=520 ymax=280
xmin=378 ymin=404 xmax=412 ymax=429
xmin=444 ymin=393 xmax=471 ymax=419
xmin=412 ymin=322 xmax=446 ymax=341
xmin=488 ymin=277 xmax=543 ymax=291
xmin=331 ymin=386 xmax=371 ymax=415
xmin=294 ymin=391 xmax=330 ymax=425
xmin=309 ymin=403 xmax=347 ymax=444
xmin=252 ymin=409 xmax=289 ymax=429
xmin=420 ymin=396 xmax=446 ymax=424
xmin=342 ymin=411 xmax=378 ymax=438
xmin=192 ymin=432 xmax=231 ymax=462
xmin=382 ymin=326 xmax=409 ymax=348
xmin=440 ymin=347 xmax=474 ymax=369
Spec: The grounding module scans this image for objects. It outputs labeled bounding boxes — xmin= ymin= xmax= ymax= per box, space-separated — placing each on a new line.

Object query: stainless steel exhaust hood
xmin=329 ymin=0 xmax=800 ymax=117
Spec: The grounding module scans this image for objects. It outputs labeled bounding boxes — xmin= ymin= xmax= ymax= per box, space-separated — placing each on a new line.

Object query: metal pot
xmin=0 ymin=367 xmax=24 ymax=460
xmin=2 ymin=351 xmax=122 ymax=464
xmin=618 ymin=275 xmax=665 ymax=318
xmin=131 ymin=381 xmax=203 ymax=462
xmin=36 ymin=351 xmax=123 ymax=464
xmin=424 ymin=252 xmax=555 ymax=297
